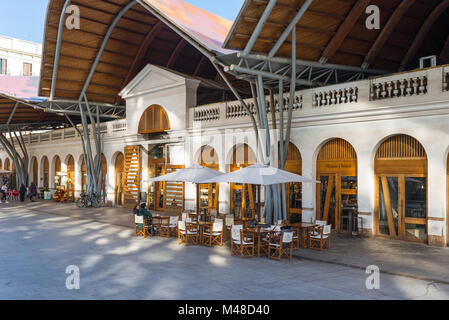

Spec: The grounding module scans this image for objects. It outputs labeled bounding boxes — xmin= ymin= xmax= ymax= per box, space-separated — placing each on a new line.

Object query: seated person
xmin=136 ymin=203 xmax=152 ymax=231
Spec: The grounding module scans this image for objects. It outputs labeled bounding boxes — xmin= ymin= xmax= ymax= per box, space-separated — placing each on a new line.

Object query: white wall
xmin=0 ymin=35 xmax=41 ymax=76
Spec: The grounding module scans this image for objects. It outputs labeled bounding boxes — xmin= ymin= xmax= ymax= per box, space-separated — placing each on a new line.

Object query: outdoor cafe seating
xmin=138 ymin=162 xmax=331 ymax=260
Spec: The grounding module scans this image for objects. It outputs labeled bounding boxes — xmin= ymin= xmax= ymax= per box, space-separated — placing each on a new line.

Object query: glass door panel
xmin=341 ymin=176 xmax=358 ymax=233
xmin=404 ymin=177 xmax=427 ymax=241
xmin=378 ymin=177 xmax=399 ymax=237
xmin=243 ymin=184 xmax=256 ymax=220
xmin=232 ymin=184 xmax=243 ymax=219
xmin=319 ymin=175 xmax=336 ymax=228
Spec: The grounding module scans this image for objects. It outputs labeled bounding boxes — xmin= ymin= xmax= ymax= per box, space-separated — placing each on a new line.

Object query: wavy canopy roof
xmin=0 ymin=76 xmax=64 ymax=127
xmin=39 ymin=0 xmax=246 ymax=106
xmin=224 ymin=0 xmax=449 ymax=72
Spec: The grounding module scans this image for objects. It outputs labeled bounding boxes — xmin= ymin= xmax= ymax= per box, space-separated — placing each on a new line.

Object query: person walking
xmin=19 ymin=184 xmax=27 ymax=202
xmin=1 ymin=183 xmax=8 ymax=203
xmin=29 ymin=183 xmax=37 ymax=202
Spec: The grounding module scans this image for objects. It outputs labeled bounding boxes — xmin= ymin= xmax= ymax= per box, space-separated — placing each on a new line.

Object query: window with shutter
xmin=0 ymin=59 xmax=7 ymax=75
xmin=23 ymin=62 xmax=32 ymax=76
xmin=138 ymin=105 xmax=170 ymax=134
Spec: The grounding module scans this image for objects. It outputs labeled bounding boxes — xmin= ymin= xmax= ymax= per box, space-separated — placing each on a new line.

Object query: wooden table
xmin=152 ymin=216 xmax=170 ymax=235
xmin=245 ymin=227 xmax=273 ymax=257
xmin=194 ymin=221 xmax=213 ymax=244
xmin=287 ymin=222 xmax=317 ymax=248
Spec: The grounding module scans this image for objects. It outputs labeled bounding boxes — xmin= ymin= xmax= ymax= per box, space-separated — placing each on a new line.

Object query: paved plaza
xmin=1 ymin=202 xmax=449 ymax=300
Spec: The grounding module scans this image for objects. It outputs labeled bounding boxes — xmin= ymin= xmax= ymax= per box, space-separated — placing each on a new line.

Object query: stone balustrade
xmin=194 ymin=106 xmax=220 ymax=121
xmin=20 ymin=119 xmax=128 ymax=145
xmin=191 ymin=65 xmax=449 ymax=128
xmin=312 ymin=87 xmax=358 ymax=107
xmin=370 ymin=75 xmax=427 ymax=101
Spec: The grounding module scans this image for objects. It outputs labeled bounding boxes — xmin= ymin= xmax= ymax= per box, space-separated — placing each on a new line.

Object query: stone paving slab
xmin=1 ymin=200 xmax=449 ymax=288
xmin=292 ymin=234 xmax=449 ymax=284
xmin=1 ymin=205 xmax=449 ymax=299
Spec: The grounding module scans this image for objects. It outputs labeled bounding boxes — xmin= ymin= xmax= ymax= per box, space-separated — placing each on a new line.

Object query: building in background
xmin=0 ymin=35 xmax=41 ymax=76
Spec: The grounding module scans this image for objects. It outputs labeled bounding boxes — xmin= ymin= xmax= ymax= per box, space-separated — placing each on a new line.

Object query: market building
xmin=1 ymin=0 xmax=449 ymax=247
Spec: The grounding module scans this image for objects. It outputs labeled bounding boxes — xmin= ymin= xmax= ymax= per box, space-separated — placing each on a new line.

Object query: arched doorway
xmin=115 ymin=153 xmax=124 ymax=206
xmin=198 ymin=145 xmax=219 ymax=212
xmin=230 ymin=144 xmax=258 ymax=221
xmin=279 ymin=142 xmax=302 ymax=223
xmin=375 ymin=135 xmax=427 ymax=243
xmin=66 ymin=155 xmax=75 ymax=201
xmin=4 ymin=158 xmax=10 ymax=171
xmin=41 ymin=157 xmax=49 ymax=188
xmin=81 ymin=156 xmax=88 ymax=193
xmin=31 ymin=158 xmax=38 ymax=184
xmin=148 ymin=144 xmax=184 ymax=212
xmin=316 ymin=138 xmax=358 ymax=232
xmin=54 ymin=156 xmax=62 ymax=190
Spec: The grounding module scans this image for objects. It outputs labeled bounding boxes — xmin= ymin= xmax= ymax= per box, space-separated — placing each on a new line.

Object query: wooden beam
xmin=363 ymin=0 xmax=416 ymax=68
xmin=167 ymin=38 xmax=187 ymax=68
xmin=440 ymin=34 xmax=449 ymax=62
xmin=320 ymin=0 xmax=371 ymax=62
xmin=401 ymin=0 xmax=449 ymax=70
xmin=381 ymin=176 xmax=397 ymax=238
xmin=120 ymin=21 xmax=164 ymax=89
xmin=322 ymin=177 xmax=334 ymax=222
xmin=194 ymin=56 xmax=207 ymax=76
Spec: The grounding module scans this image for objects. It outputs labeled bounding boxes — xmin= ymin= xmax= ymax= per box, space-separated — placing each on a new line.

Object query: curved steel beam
xmin=242 ymin=0 xmax=278 ymax=56
xmin=400 ymin=0 xmax=449 ymax=70
xmin=50 ymin=0 xmax=72 ymax=101
xmin=440 ymin=34 xmax=449 ymax=62
xmin=78 ymin=0 xmax=138 ymax=102
xmin=167 ymin=38 xmax=187 ymax=68
xmin=268 ymin=0 xmax=314 ymax=58
xmin=363 ymin=0 xmax=416 ymax=69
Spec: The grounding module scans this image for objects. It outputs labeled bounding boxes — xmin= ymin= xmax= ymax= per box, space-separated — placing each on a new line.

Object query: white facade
xmin=2 ymin=64 xmax=449 ymax=246
xmin=0 ymin=35 xmax=42 ymax=76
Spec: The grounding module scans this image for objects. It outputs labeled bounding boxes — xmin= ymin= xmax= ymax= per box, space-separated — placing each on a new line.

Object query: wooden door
xmin=377 ymin=174 xmax=427 ymax=242
xmin=163 ymin=165 xmax=184 ymax=212
xmin=317 ymin=173 xmax=358 ymax=232
xmin=123 ymin=146 xmax=140 ymax=209
xmin=318 ymin=174 xmax=338 ymax=229
xmin=198 ymin=183 xmax=219 ymax=211
xmin=230 ymin=183 xmax=256 ymax=220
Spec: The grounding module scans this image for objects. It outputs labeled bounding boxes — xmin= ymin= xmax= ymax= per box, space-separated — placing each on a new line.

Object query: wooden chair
xmin=134 ymin=215 xmax=149 ymax=238
xmin=160 ymin=216 xmax=178 ymax=237
xmin=268 ymin=231 xmax=294 ymax=261
xmin=178 ymin=220 xmax=186 ymax=244
xmin=291 ymin=227 xmax=300 ymax=250
xmin=178 ymin=220 xmax=199 ymax=245
xmin=225 ymin=215 xmax=234 ymax=239
xmin=230 ymin=225 xmax=254 ymax=257
xmin=202 ymin=221 xmax=224 ymax=247
xmin=309 ymin=225 xmax=332 ymax=250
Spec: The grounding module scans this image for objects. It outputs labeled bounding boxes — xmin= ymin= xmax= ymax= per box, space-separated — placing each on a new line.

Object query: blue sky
xmin=0 ymin=0 xmax=244 ymax=44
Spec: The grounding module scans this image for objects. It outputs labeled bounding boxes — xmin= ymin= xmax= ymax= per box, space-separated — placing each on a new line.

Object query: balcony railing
xmin=191 ymin=65 xmax=449 ymax=127
xmin=20 ymin=119 xmax=127 ymax=145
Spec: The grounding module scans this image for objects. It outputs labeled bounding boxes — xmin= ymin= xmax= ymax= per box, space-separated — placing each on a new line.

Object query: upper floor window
xmin=23 ymin=62 xmax=32 ymax=76
xmin=138 ymin=105 xmax=170 ymax=134
xmin=0 ymin=59 xmax=7 ymax=75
